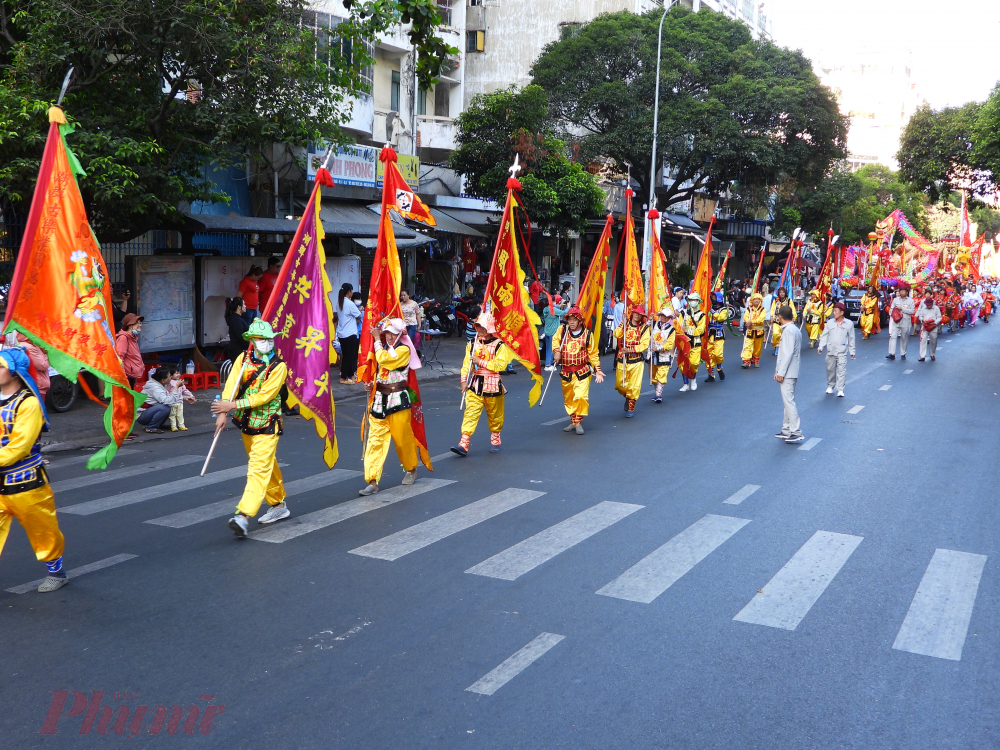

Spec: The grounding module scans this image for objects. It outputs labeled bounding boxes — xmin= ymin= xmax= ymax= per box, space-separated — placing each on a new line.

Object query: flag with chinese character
xmin=357 ymin=147 xmax=435 ymax=470
xmin=691 ymin=217 xmax=714 ymax=311
xmin=3 ymin=106 xmax=138 ymax=470
xmin=712 ymin=249 xmax=731 ymax=292
xmin=263 ymin=169 xmax=338 ymax=468
xmin=577 ymin=213 xmax=613 ymax=331
xmin=969 ymin=234 xmax=984 ymax=282
xmin=815 ymin=241 xmax=835 ymax=300
xmin=646 ymin=209 xmax=671 ymax=316
xmin=621 ymin=188 xmax=645 ymax=306
xmin=485 ymin=176 xmax=543 ymax=405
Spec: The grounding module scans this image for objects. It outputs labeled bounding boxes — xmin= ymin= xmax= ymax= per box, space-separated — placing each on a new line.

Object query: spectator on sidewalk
xmin=138 ymin=367 xmax=173 ymax=433
xmin=239 ymin=266 xmax=264 ymax=321
xmin=336 ymin=283 xmax=362 ymax=384
xmin=400 ymin=289 xmax=422 ymax=346
xmin=258 ymin=257 xmax=281 ymax=313
xmin=352 ymin=292 xmax=365 ymax=337
xmin=111 ymin=287 xmax=134 ymax=331
xmin=8 ymin=332 xmax=51 ymax=400
xmin=774 ymin=305 xmax=803 ymax=444
xmin=817 ymin=302 xmax=855 ymax=397
xmin=224 ymin=297 xmax=250 ymax=362
xmin=542 ymin=295 xmax=569 ymax=370
xmin=115 ymin=313 xmax=145 ymax=389
xmin=166 ymin=367 xmax=196 ymax=431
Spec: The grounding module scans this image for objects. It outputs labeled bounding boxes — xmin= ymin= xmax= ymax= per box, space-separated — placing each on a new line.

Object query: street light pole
xmin=642 ymin=0 xmax=680 ymax=271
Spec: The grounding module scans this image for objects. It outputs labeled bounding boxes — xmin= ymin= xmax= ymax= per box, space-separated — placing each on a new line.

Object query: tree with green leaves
xmin=529 ymin=8 xmax=848 ymax=215
xmin=450 ymin=85 xmax=605 ymax=234
xmin=838 ymin=165 xmax=929 ymax=244
xmin=0 ymin=0 xmax=454 ymax=240
xmin=896 ymin=102 xmax=986 ymax=201
xmin=773 ymin=164 xmax=864 ymax=239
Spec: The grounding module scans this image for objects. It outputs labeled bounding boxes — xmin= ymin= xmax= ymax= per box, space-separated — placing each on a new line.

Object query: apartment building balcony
xmin=417 ymin=115 xmax=455 ymax=152
xmin=343 ymin=93 xmax=375 ymax=138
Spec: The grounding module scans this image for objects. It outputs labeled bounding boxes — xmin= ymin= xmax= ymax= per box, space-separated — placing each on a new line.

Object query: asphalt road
xmin=2 ymin=322 xmax=998 ymax=749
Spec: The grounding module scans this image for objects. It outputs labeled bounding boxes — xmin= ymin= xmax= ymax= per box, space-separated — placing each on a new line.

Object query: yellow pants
xmin=0 ymin=484 xmax=64 ymax=562
xmin=707 ymin=338 xmax=724 ymax=367
xmin=651 ymin=363 xmax=670 ymax=384
xmin=686 ymin=347 xmax=703 ymax=377
xmin=806 ymin=322 xmax=822 ymax=343
xmin=236 ymin=432 xmax=285 ymax=517
xmin=771 ymin=322 xmax=783 ymax=348
xmin=462 ymin=392 xmax=504 ymax=435
xmin=860 ymin=313 xmax=875 ymax=335
xmin=364 ymin=410 xmax=418 ymax=484
xmin=560 ymin=375 xmax=592 ymax=419
xmin=615 ymin=361 xmax=643 ymax=400
xmin=741 ymin=335 xmax=764 ymax=362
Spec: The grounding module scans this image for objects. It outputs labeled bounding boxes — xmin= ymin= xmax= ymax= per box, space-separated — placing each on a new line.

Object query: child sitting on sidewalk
xmin=166 ymin=366 xmax=196 ymax=431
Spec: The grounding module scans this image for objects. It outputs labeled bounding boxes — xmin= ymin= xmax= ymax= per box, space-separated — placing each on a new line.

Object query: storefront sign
xmin=308 ymin=144 xmax=418 ymax=189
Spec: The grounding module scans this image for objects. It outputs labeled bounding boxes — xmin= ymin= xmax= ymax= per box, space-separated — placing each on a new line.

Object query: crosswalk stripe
xmin=723 ymin=485 xmax=760 ymax=505
xmin=349 ymin=488 xmax=545 ymax=561
xmin=49 ymin=455 xmax=203 ymax=493
xmin=903 ymin=369 xmax=914 ymax=374
xmin=541 ymin=416 xmax=570 ymax=426
xmin=5 ymin=553 xmax=137 ymax=594
xmin=59 ymin=464 xmax=286 ymax=516
xmin=596 ymin=514 xmax=750 ymax=604
xmin=430 ymin=452 xmax=457 ymax=463
xmin=847 ymin=405 xmax=865 ymax=414
xmin=144 ymin=469 xmax=363 ymax=528
xmin=733 ymin=531 xmax=863 ymax=631
xmin=892 ymin=549 xmax=987 ymax=661
xmin=879 ymin=384 xmax=892 ymax=391
xmin=466 ymin=501 xmax=643 ymax=580
xmin=251 ymin=478 xmax=456 ymax=544
xmin=45 ymin=449 xmax=138 ymax=471
xmin=798 ymin=437 xmax=822 ymax=451
xmin=466 ymin=633 xmax=565 ymax=696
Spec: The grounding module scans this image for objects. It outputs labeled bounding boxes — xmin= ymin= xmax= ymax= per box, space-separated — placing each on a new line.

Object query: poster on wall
xmin=126 ymin=256 xmax=196 ymax=352
xmin=325 ymin=255 xmax=361 ymax=311
xmin=199 ymin=257 xmax=257 ymax=346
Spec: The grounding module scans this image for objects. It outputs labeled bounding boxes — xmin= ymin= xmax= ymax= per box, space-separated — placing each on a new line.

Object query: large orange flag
xmin=621 ymin=188 xmax=645 ymax=306
xmin=357 ymin=147 xmax=435 ymax=470
xmin=3 ymin=107 xmax=138 ymax=470
xmin=484 ymin=174 xmax=543 ymax=405
xmin=691 ymin=217 xmax=714 ymax=309
xmin=646 ymin=209 xmax=671 ymax=316
xmin=577 ymin=213 xmax=613 ymax=332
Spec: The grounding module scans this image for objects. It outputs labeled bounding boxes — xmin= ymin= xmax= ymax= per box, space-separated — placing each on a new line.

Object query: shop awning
xmin=367 ymin=204 xmax=487 ymax=238
xmin=185 ymin=207 xmax=417 ymax=239
xmin=435 ymin=206 xmax=502 ymax=228
xmin=662 ymin=213 xmax=705 ymax=233
xmin=319 ymin=200 xmax=417 ymax=238
xmin=352 ymin=235 xmax=433 ymax=250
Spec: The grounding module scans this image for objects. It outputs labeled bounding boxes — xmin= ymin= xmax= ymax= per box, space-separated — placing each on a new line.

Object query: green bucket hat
xmin=243 ymin=318 xmax=276 ymax=341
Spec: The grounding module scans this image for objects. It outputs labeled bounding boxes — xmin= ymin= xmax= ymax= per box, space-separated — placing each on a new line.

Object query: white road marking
xmin=45 ymin=449 xmax=138 ymax=471
xmin=799 ymin=437 xmax=822 ymax=451
xmin=892 ymin=549 xmax=987 ymax=661
xmin=251 ymin=478 xmax=456 ymax=544
xmin=597 ymin=514 xmax=751 ymax=603
xmin=903 ymin=369 xmax=914 ymax=374
xmin=723 ymin=485 xmax=761 ymax=506
xmin=733 ymin=531 xmax=863 ymax=630
xmin=5 ymin=554 xmax=137 ymax=594
xmin=466 ymin=633 xmax=565 ymax=696
xmin=541 ymin=416 xmax=571 ymax=426
xmin=430 ymin=452 xmax=457 ymax=463
xmin=49 ymin=455 xmax=202 ymax=493
xmin=60 ymin=464 xmax=286 ymax=516
xmin=847 ymin=405 xmax=865 ymax=414
xmin=349 ymin=488 xmax=545 ymax=561
xmin=144 ymin=469 xmax=363 ymax=528
xmin=879 ymin=385 xmax=892 ymax=391
xmin=466 ymin=501 xmax=642 ymax=580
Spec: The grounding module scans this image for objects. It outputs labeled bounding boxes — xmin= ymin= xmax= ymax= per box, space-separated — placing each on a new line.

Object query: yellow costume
xmin=681 ymin=307 xmax=708 ymax=384
xmin=705 ymin=305 xmax=729 ymax=380
xmin=613 ymin=308 xmax=651 ymax=414
xmin=803 ymin=296 xmax=826 ymax=347
xmin=222 ymin=350 xmax=287 ymax=519
xmin=649 ymin=320 xmax=675 ymax=386
xmin=770 ymin=297 xmax=796 ymax=348
xmin=860 ymin=292 xmax=879 ymax=337
xmin=741 ymin=294 xmax=767 ymax=367
xmin=363 ymin=340 xmax=418 ymax=487
xmin=552 ymin=321 xmax=602 ymax=427
xmin=453 ymin=320 xmax=514 ymax=455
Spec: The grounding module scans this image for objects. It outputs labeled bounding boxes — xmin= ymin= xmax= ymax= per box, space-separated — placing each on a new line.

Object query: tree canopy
xmin=450 ymin=85 xmax=605 ymax=234
xmin=896 ymin=102 xmax=985 ymax=201
xmin=529 ymin=8 xmax=848 ymax=214
xmin=0 ymin=0 xmax=454 ymax=240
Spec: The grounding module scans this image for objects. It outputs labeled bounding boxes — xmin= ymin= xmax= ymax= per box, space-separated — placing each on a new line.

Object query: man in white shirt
xmin=915 ymin=290 xmax=942 ymax=361
xmin=887 ymin=283 xmax=915 ymax=361
xmin=671 ymin=287 xmax=687 ymax=316
xmin=817 ymin=302 xmax=855 ymax=397
xmin=774 ymin=305 xmax=803 ymax=444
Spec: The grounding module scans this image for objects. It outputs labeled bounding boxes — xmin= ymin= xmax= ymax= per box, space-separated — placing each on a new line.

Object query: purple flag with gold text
xmin=263 ymin=169 xmax=339 ymax=468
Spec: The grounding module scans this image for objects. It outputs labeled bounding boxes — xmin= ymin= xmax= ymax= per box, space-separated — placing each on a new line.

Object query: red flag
xmin=751 ymin=245 xmax=766 ymax=293
xmin=961 ymin=191 xmax=972 ymax=247
xmin=577 ymin=213 xmax=614 ymax=331
xmin=970 ymin=234 xmax=984 ymax=282
xmin=3 ymin=107 xmax=138 ymax=470
xmin=712 ymin=249 xmax=732 ymax=292
xmin=484 ymin=174 xmax=543 ymax=405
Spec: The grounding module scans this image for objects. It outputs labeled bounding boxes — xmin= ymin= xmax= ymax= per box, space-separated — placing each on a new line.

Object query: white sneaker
xmin=837 ymin=390 xmax=845 ymax=397
xmin=690 ymin=381 xmax=697 ymax=391
xmin=258 ymin=502 xmax=290 ymax=525
xmin=679 ymin=384 xmax=690 ymax=392
xmin=544 ymin=365 xmax=557 ymax=372
xmin=359 ymin=482 xmax=379 ymax=497
xmin=826 ymin=386 xmax=834 ymax=394
xmin=37 ymin=575 xmax=69 ymax=593
xmin=228 ymin=514 xmax=249 ymax=538
xmin=401 ymin=470 xmax=417 ymax=485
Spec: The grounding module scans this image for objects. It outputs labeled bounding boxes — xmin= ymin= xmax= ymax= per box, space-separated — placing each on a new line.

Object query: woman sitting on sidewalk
xmin=138 ymin=367 xmax=174 ymax=433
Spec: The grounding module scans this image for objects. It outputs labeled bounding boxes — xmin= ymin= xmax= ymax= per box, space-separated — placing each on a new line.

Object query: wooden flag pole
xmin=199 ymin=427 xmax=224 ymax=477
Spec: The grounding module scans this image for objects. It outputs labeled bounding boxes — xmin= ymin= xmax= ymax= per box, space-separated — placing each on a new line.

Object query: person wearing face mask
xmin=915 ymin=290 xmax=942 ymax=362
xmin=704 ymin=290 xmax=728 ymax=383
xmin=552 ymin=305 xmax=605 ymax=431
xmin=679 ymin=293 xmax=707 ymax=391
xmin=359 ymin=318 xmax=423 ymax=496
xmin=740 ymin=292 xmax=767 ymax=368
xmin=114 ymin=313 xmax=145 ymax=389
xmin=213 ymin=319 xmax=290 ymax=538
xmin=451 ymin=312 xmax=514 ymax=456
xmin=886 ymin=282 xmax=915 ymax=361
xmin=613 ymin=303 xmax=650 ymax=416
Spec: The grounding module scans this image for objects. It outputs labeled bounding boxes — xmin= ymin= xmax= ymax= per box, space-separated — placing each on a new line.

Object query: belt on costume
xmin=376 ymin=382 xmax=408 ymax=394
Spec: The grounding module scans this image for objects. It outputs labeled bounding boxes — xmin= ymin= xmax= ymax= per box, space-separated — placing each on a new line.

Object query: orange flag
xmin=3 ymin=107 xmax=138 ymax=470
xmin=712 ymin=249 xmax=731 ymax=292
xmin=621 ymin=188 xmax=645 ymax=306
xmin=691 ymin=217 xmax=714 ymax=310
xmin=484 ymin=173 xmax=543 ymax=405
xmin=646 ymin=209 xmax=671 ymax=316
xmin=357 ymin=147 xmax=435 ymax=470
xmin=577 ymin=213 xmax=614 ymax=332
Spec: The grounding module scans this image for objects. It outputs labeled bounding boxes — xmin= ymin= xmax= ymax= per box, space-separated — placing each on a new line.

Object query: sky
xmin=764 ymin=0 xmax=1000 ymax=109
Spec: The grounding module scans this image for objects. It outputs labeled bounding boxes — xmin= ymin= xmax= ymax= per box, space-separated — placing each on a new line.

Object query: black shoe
xmin=918 ymin=358 xmax=925 ymax=362
xmin=886 ymin=354 xmax=895 ymax=360
xmin=901 ymin=354 xmax=906 ymax=360
xmin=704 ymin=376 xmax=715 ymax=383
xmin=741 ymin=364 xmax=749 ymax=369
xmin=450 ymin=445 xmax=468 ymax=457
xmin=931 ymin=355 xmax=936 ymax=361
xmin=718 ymin=368 xmax=725 ymax=381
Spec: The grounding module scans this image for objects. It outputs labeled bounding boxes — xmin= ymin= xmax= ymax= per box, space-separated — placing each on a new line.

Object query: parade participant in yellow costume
xmin=359 ymin=318 xmax=421 ymax=496
xmin=860 ymin=286 xmax=879 ymax=338
xmin=213 ymin=319 xmax=290 ymax=538
xmin=613 ymin=303 xmax=650 ymax=417
xmin=452 ymin=312 xmax=514 ymax=455
xmin=705 ymin=290 xmax=728 ymax=383
xmin=552 ymin=306 xmax=604 ymax=434
xmin=741 ymin=292 xmax=767 ymax=368
xmin=649 ymin=308 xmax=676 ymax=403
xmin=769 ymin=287 xmax=795 ymax=353
xmin=679 ymin=292 xmax=707 ymax=391
xmin=0 ymin=349 xmax=68 ymax=593
xmin=803 ymin=290 xmax=826 ymax=348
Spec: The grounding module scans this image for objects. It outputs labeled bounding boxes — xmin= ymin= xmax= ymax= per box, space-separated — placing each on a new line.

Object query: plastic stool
xmin=203 ymin=372 xmax=220 ymax=389
xmin=182 ymin=373 xmax=207 ymax=391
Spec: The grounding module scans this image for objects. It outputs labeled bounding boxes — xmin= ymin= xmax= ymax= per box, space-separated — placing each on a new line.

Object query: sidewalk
xmin=41 ymin=335 xmax=470 ymax=453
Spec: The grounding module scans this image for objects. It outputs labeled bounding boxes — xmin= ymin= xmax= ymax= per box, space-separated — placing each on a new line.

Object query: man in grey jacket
xmin=915 ymin=290 xmax=942 ymax=362
xmin=774 ymin=305 xmax=803 ymax=444
xmin=817 ymin=301 xmax=855 ymax=397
